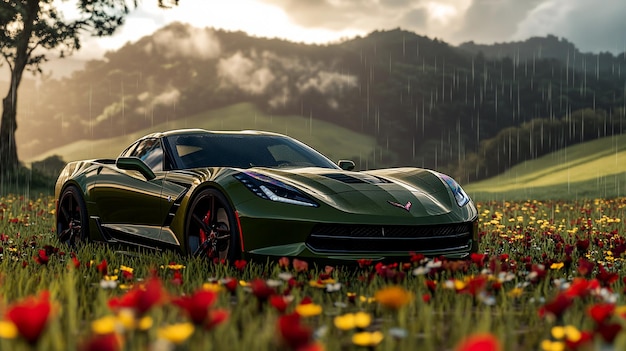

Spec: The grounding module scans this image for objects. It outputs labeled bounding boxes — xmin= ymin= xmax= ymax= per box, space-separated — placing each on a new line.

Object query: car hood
xmin=246 ymin=167 xmax=458 ymax=217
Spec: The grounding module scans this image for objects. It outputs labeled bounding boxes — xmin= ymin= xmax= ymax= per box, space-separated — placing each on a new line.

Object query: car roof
xmin=140 ymin=129 xmax=287 ymax=140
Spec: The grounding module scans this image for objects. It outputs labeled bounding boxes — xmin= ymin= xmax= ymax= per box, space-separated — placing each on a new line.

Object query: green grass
xmin=24 ymin=102 xmax=384 ymax=169
xmin=3 ymin=194 xmax=626 ymax=350
xmin=465 ymin=134 xmax=626 ymax=201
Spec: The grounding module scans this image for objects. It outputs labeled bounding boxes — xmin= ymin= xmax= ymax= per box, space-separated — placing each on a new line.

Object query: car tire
xmin=57 ymin=185 xmax=90 ymax=246
xmin=185 ymin=188 xmax=240 ymax=262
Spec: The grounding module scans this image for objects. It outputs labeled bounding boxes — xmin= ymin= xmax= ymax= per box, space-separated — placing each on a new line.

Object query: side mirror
xmin=116 ymin=157 xmax=156 ymax=180
xmin=337 ymin=160 xmax=355 ymax=171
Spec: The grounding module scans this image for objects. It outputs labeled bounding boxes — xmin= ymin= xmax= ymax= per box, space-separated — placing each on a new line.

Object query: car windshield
xmin=166 ymin=133 xmax=340 ymax=170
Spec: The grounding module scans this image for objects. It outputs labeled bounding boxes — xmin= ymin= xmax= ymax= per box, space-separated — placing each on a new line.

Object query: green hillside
xmin=25 ymin=102 xmax=383 ymax=168
xmin=465 ymin=134 xmax=626 ymax=201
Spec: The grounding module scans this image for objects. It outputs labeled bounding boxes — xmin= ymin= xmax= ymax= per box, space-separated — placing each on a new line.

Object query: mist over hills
xmin=9 ymin=23 xmax=626 ymax=182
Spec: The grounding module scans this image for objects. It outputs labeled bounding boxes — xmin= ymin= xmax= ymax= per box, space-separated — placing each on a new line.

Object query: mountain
xmin=459 ymin=35 xmax=624 ymax=73
xmin=12 ymin=24 xmax=626 ymax=183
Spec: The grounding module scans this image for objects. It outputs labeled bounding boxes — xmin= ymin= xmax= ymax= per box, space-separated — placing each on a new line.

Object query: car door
xmin=91 ymin=138 xmax=169 ymax=244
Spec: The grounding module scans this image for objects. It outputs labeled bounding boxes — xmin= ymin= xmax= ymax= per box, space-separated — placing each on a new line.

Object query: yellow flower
xmin=0 ymin=321 xmax=17 ymax=339
xmin=352 ymin=331 xmax=384 ymax=347
xmin=540 ymin=339 xmax=565 ymax=351
xmin=359 ymin=295 xmax=376 ymax=304
xmin=91 ymin=315 xmax=118 ymax=335
xmin=374 ymin=286 xmax=414 ymax=310
xmin=158 ymin=323 xmax=195 ymax=344
xmin=550 ymin=262 xmax=564 ymax=270
xmin=309 ymin=280 xmax=325 ymax=288
xmin=295 ymin=303 xmax=323 ymax=317
xmin=551 ymin=325 xmax=581 ymax=342
xmin=334 ymin=312 xmax=372 ymax=330
xmin=120 ymin=265 xmax=134 ymax=273
xmin=138 ymin=316 xmax=153 ymax=331
xmin=117 ymin=309 xmax=136 ymax=330
xmin=202 ymin=282 xmax=223 ymax=292
xmin=114 ymin=310 xmax=152 ymax=331
xmin=507 ymin=287 xmax=524 ymax=298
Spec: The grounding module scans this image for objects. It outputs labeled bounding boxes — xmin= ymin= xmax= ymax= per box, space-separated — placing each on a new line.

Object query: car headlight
xmin=436 ymin=173 xmax=470 ymax=207
xmin=234 ymin=171 xmax=319 ymax=207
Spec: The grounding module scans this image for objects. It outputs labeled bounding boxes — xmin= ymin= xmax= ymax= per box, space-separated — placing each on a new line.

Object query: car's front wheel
xmin=57 ymin=185 xmax=89 ymax=246
xmin=186 ymin=189 xmax=240 ymax=262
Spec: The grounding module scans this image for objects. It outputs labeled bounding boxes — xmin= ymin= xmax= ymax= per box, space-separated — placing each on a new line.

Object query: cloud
xmin=216 ymin=49 xmax=358 ymax=109
xmin=512 ymin=0 xmax=626 ymax=53
xmin=145 ymin=24 xmax=221 ymax=60
xmin=217 ymin=51 xmax=276 ymax=95
xmin=134 ymin=88 xmax=181 ymax=115
xmin=258 ymin=0 xmax=626 ymax=53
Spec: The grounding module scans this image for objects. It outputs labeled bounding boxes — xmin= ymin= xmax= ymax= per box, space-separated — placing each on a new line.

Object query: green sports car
xmin=55 ymin=129 xmax=478 ymax=262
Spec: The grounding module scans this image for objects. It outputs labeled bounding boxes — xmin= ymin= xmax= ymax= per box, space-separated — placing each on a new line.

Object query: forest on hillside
xmin=9 ymin=24 xmax=626 ymax=182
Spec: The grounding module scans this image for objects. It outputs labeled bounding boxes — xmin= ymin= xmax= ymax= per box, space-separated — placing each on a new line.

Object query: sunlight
xmin=426 ymin=2 xmax=459 ymax=25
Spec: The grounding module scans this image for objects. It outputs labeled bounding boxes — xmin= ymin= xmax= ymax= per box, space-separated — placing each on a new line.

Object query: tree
xmin=0 ymin=0 xmax=178 ymax=175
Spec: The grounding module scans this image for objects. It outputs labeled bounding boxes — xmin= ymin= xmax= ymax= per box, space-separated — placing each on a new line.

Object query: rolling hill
xmin=25 ymin=102 xmax=382 ymax=168
xmin=465 ymin=134 xmax=626 ymax=201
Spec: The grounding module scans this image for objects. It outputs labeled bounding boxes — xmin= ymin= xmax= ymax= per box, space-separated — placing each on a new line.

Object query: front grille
xmin=306 ymin=222 xmax=473 ymax=254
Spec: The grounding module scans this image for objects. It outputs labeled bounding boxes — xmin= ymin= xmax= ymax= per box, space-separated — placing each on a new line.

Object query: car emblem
xmin=388 ymin=200 xmax=412 ymax=212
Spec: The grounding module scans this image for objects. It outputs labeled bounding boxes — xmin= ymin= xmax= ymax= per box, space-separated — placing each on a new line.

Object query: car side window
xmin=120 ymin=142 xmax=139 ymax=158
xmin=131 ymin=138 xmax=163 ymax=172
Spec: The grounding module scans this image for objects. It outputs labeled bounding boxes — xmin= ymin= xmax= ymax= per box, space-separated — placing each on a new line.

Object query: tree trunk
xmin=0 ymin=0 xmax=40 ymax=175
xmin=0 ymin=91 xmax=19 ymax=175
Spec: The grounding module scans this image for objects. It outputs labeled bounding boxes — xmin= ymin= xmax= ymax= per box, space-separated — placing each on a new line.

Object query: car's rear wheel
xmin=186 ymin=189 xmax=239 ymax=262
xmin=57 ymin=185 xmax=89 ymax=246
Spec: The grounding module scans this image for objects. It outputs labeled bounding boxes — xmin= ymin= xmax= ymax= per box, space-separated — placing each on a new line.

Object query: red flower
xmin=595 ymin=322 xmax=622 ymax=343
xmin=96 ymin=259 xmax=108 ymax=276
xmin=293 ymin=259 xmax=309 ymax=272
xmin=121 ymin=270 xmax=133 ymax=281
xmin=576 ymin=239 xmax=590 ymax=253
xmin=172 ymin=289 xmax=217 ymax=325
xmin=171 ymin=270 xmax=184 ymax=286
xmin=108 ymin=277 xmax=165 ymax=316
xmin=460 ymin=276 xmax=487 ymax=296
xmin=70 ymin=253 xmax=80 ymax=269
xmin=278 ymin=257 xmax=290 ymax=268
xmin=422 ymin=293 xmax=432 ymax=303
xmin=250 ymin=279 xmax=275 ymax=301
xmin=588 ymin=303 xmax=615 ymax=324
xmin=80 ymin=333 xmax=121 ymax=351
xmin=277 ymin=313 xmax=313 ymax=350
xmin=565 ymin=330 xmax=593 ymax=350
xmin=234 ymin=259 xmax=247 ymax=271
xmin=410 ymin=252 xmax=425 ymax=263
xmin=596 ymin=267 xmax=619 ymax=287
xmin=6 ymin=291 xmax=52 ymax=344
xmin=34 ymin=249 xmax=49 ymax=265
xmin=565 ymin=278 xmax=597 ymax=298
xmin=357 ymin=259 xmax=372 ymax=268
xmin=470 ymin=253 xmax=487 ymax=268
xmin=270 ymin=295 xmax=290 ymax=314
xmin=539 ymin=293 xmax=573 ymax=319
xmin=205 ymin=309 xmax=229 ymax=330
xmin=454 ymin=333 xmax=501 ymax=351
xmin=223 ymin=277 xmax=238 ymax=293
xmin=425 ymin=280 xmax=437 ymax=294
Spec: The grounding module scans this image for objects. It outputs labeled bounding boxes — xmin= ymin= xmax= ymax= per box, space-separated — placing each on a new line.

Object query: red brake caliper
xmin=200 ymin=210 xmax=215 ymax=257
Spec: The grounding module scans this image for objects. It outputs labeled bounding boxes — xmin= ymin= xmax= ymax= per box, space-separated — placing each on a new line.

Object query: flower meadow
xmin=2 ymin=195 xmax=626 ymax=350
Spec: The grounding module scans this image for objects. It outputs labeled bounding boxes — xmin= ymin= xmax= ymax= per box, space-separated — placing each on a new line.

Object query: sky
xmin=68 ymin=0 xmax=626 ymax=60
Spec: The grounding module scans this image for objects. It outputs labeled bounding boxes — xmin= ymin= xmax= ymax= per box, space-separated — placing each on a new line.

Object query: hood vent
xmin=323 ymin=173 xmax=391 ymax=184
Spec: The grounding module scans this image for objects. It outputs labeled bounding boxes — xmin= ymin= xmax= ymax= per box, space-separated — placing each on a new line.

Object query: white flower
xmin=412 ymin=267 xmax=430 ymax=276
